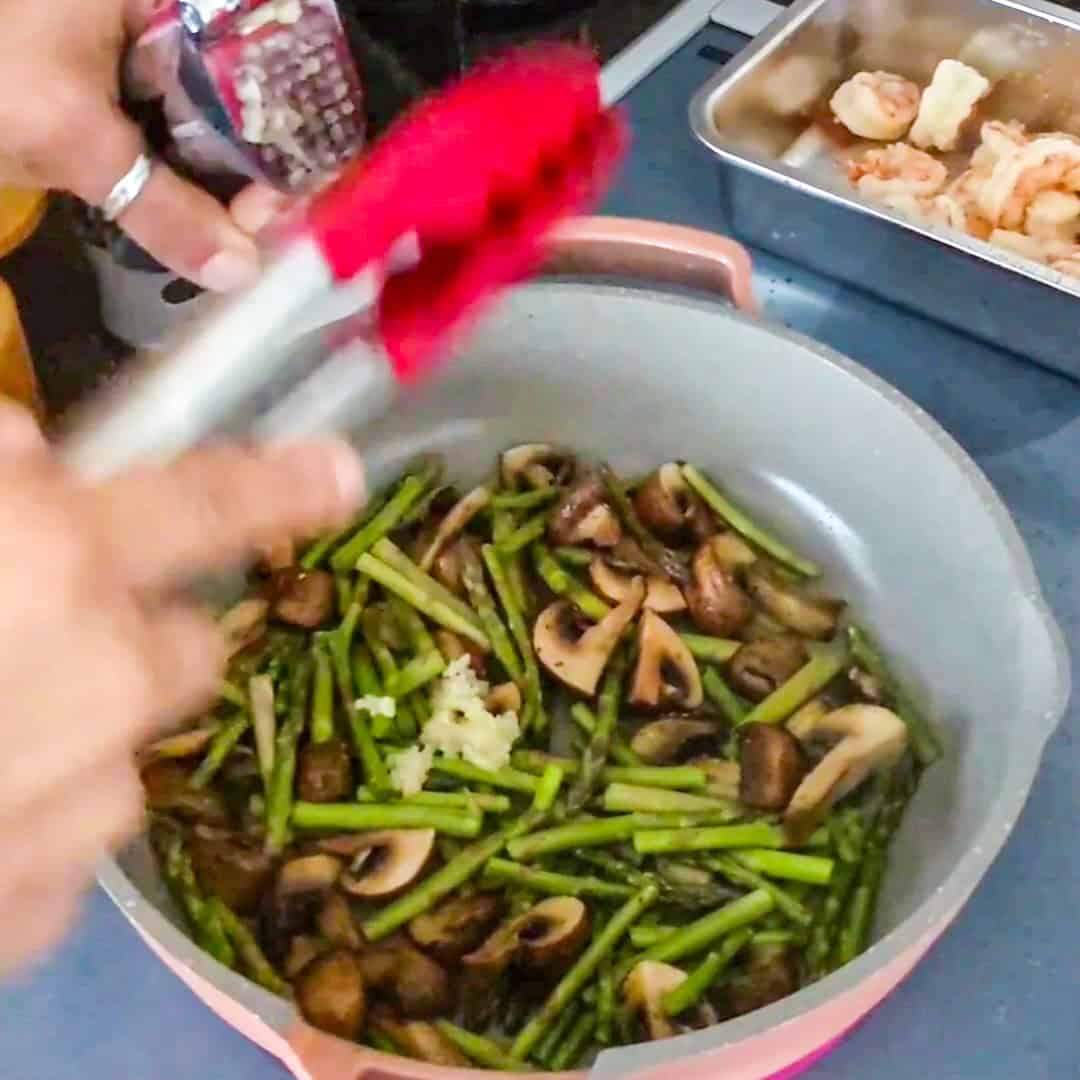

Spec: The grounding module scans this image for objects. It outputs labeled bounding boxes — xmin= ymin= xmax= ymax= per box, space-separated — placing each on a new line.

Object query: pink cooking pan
xmin=78 ymin=16 xmax=1071 ymax=1080
xmin=95 ymin=214 xmax=1070 ymax=1080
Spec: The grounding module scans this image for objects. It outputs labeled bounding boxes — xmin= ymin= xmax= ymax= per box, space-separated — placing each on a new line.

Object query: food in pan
xmin=140 ymin=451 xmax=940 ymax=1068
xmin=826 ymin=57 xmax=1080 ymax=278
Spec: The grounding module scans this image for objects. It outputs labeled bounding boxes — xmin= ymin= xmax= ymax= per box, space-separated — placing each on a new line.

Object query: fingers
xmin=229 ymin=183 xmax=292 ymax=237
xmin=94 ymin=440 xmax=365 ymax=589
xmin=0 ymin=401 xmax=46 ymax=459
xmin=142 ymin=604 xmax=226 ymax=726
xmin=67 ymin=100 xmax=261 ymax=291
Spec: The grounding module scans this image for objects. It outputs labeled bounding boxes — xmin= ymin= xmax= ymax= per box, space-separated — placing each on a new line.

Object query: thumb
xmin=70 ymin=101 xmax=262 ymax=292
xmin=0 ymin=401 xmax=47 ymax=459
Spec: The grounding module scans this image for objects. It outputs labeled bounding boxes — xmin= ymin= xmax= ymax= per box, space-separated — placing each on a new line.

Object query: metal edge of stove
xmin=601 ymin=0 xmax=781 ymax=101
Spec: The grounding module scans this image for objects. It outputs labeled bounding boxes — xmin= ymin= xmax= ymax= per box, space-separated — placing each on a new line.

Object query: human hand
xmin=0 ymin=404 xmax=364 ymax=975
xmin=0 ymin=0 xmax=282 ymax=291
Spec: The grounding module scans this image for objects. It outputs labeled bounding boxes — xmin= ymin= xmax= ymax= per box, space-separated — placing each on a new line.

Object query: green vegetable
xmin=603 ymin=783 xmax=735 ymax=816
xmin=371 ymin=538 xmax=484 ymax=633
xmin=567 ymin=648 xmax=628 ymax=813
xmin=483 ymin=859 xmax=634 ymax=900
xmin=681 ymin=464 xmax=820 ymax=577
xmin=430 ymin=757 xmax=540 ymax=794
xmin=734 ymin=849 xmax=834 ymax=886
xmin=496 ymin=510 xmax=550 ymax=557
xmin=705 ymin=855 xmax=813 ymax=927
xmin=207 ymin=898 xmax=288 ymax=995
xmin=460 ymin=541 xmax=524 ymax=682
xmin=739 ymin=646 xmax=848 ymax=728
xmin=291 ymin=801 xmax=482 ymax=837
xmin=702 ymin=667 xmax=749 ymax=726
xmin=310 ymin=642 xmax=335 ymax=744
xmin=532 ymin=543 xmax=610 ymax=621
xmin=679 ymin=634 xmax=741 ymax=664
xmin=549 ymin=1010 xmax=596 ymax=1071
xmin=633 ymin=822 xmax=786 ymax=856
xmin=265 ymin=655 xmax=312 ymax=855
xmin=191 ymin=713 xmax=249 ymax=789
xmin=435 ymin=1021 xmax=528 ymax=1072
xmin=533 ymin=764 xmax=565 ymax=811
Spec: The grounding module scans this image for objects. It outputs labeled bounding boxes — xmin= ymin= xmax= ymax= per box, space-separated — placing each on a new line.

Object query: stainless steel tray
xmin=689 ymin=0 xmax=1080 ymax=381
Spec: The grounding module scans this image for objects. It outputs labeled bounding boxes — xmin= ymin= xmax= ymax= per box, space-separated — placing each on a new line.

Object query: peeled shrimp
xmin=880 ymin=191 xmax=966 ymax=232
xmin=1024 ymin=189 xmax=1080 ymax=245
xmin=909 ymin=59 xmax=990 ymax=152
xmin=1050 ymin=249 xmax=1080 ymax=279
xmin=946 ymin=168 xmax=994 ymax=240
xmin=977 ymin=136 xmax=1080 ymax=229
xmin=847 ymin=143 xmax=948 ymax=199
xmin=989 ymin=228 xmax=1052 ymax=263
xmin=970 ymin=121 xmax=1027 ymax=170
xmin=830 ymin=71 xmax=921 ymax=141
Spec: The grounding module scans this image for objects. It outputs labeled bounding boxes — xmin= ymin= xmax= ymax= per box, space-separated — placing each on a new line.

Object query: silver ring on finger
xmin=101 ymin=152 xmax=154 ymax=222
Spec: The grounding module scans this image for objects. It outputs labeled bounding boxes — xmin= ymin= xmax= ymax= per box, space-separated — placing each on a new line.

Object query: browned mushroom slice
xmin=220 ymin=597 xmax=269 ymax=658
xmin=137 ymin=725 xmax=218 ymax=766
xmin=269 ymin=567 xmax=335 ymax=628
xmin=727 ymin=945 xmax=799 ymax=1017
xmin=686 ymin=537 xmax=755 ymax=637
xmin=259 ymin=854 xmax=344 ymax=965
xmin=738 ymin=723 xmax=809 ymax=812
xmin=369 ymin=1012 xmax=470 ymax=1067
xmin=324 ymin=829 xmax=436 ymax=899
xmin=418 ymin=486 xmax=491 ymax=572
xmin=297 ymin=737 xmax=354 ymax=803
xmin=317 ymin=890 xmax=362 ymax=950
xmin=589 ymin=557 xmax=687 ymax=615
xmin=746 ymin=566 xmax=843 ymax=641
xmin=501 ymin=443 xmax=575 ymax=489
xmin=630 ymin=611 xmax=704 ymax=710
xmin=634 ymin=464 xmax=714 ymax=541
xmin=140 ymin=760 xmax=229 ymax=826
xmin=728 ymin=636 xmax=810 ymax=702
xmin=464 ymin=896 xmax=590 ymax=977
xmin=534 ymin=580 xmax=644 ymax=695
xmin=785 ymin=705 xmax=908 ymax=843
xmin=484 ymin=681 xmax=523 ymax=715
xmin=189 ymin=826 xmax=274 ymax=915
xmin=356 ymin=938 xmax=452 ymax=1018
xmin=408 ymin=893 xmax=504 ymax=963
xmin=284 ymin=934 xmax=329 ymax=979
xmin=295 ymin=949 xmax=366 ymax=1039
xmin=548 ymin=475 xmax=621 ymax=548
xmin=631 ymin=717 xmax=724 ymax=765
xmin=623 ymin=961 xmax=688 ymax=1040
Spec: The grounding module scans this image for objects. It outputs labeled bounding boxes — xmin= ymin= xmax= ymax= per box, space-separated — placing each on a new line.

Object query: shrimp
xmin=847 ymin=143 xmax=948 ymax=199
xmin=977 ymin=136 xmax=1080 ymax=230
xmin=970 ymin=121 xmax=1027 ymax=170
xmin=909 ymin=59 xmax=991 ymax=152
xmin=989 ymin=228 xmax=1052 ymax=263
xmin=880 ymin=191 xmax=967 ymax=232
xmin=1023 ymin=189 xmax=1080 ymax=245
xmin=759 ymin=55 xmax=834 ymax=117
xmin=946 ymin=168 xmax=994 ymax=240
xmin=1050 ymin=249 xmax=1080 ymax=279
xmin=830 ymin=71 xmax=921 ymax=141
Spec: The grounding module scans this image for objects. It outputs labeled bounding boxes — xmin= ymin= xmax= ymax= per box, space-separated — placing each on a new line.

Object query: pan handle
xmin=545 ymin=217 xmax=758 ymax=313
xmin=285 ymin=1019 xmax=573 ymax=1080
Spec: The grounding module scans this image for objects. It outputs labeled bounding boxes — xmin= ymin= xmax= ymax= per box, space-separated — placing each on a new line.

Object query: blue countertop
xmin=2 ymin=24 xmax=1077 ymax=1080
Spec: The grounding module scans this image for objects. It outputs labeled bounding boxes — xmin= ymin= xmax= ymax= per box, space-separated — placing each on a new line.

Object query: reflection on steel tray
xmin=690 ymin=0 xmax=1080 ymax=383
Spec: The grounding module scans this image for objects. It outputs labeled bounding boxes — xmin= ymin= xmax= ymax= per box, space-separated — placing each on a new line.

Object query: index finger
xmin=91 ymin=440 xmax=365 ymax=589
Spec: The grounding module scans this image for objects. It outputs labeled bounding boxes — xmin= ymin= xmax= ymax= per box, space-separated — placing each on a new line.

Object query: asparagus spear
xmin=738 ymin=646 xmax=849 ymax=728
xmin=532 ymin=543 xmax=610 ymax=621
xmin=705 ymin=855 xmax=813 ymax=927
xmin=847 ymin=625 xmax=942 ymax=765
xmin=371 ymin=538 xmax=484 ymax=633
xmin=702 ymin=667 xmax=750 ymax=726
xmin=292 ymin=802 xmax=483 ymax=837
xmin=599 ymin=465 xmax=688 ymax=584
xmin=511 ymin=883 xmax=659 ymax=1060
xmin=460 ymin=541 xmax=525 ymax=682
xmin=482 ymin=859 xmax=634 ymax=900
xmin=435 ymin=1021 xmax=529 ymax=1072
xmin=496 ymin=510 xmax=550 ymax=557
xmin=733 ymin=849 xmax=834 ymax=886
xmin=681 ymin=464 xmax=820 ymax=577
xmin=191 ymin=713 xmax=249 ymax=789
xmin=566 ymin=649 xmax=628 ymax=813
xmin=603 ymin=783 xmax=735 ymax=815
xmin=430 ymin=757 xmax=540 ymax=794
xmin=679 ymin=633 xmax=741 ymax=664
xmin=206 ymin=897 xmax=288 ymax=995
xmin=265 ymin=655 xmax=313 ymax=854
xmin=662 ymin=929 xmax=754 ymax=1017
xmin=310 ymin=641 xmax=335 ymax=745
xmin=535 ymin=1003 xmax=580 ymax=1067
xmin=549 ymin=1010 xmax=596 ymax=1071
xmin=493 ymin=487 xmax=561 ymax=511
xmin=633 ymin=822 xmax=786 ymax=856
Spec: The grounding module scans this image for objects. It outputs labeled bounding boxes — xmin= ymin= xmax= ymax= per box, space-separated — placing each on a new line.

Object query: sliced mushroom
xmin=501 ymin=443 xmax=575 ymax=489
xmin=369 ymin=1012 xmax=470 ymax=1067
xmin=258 ymin=854 xmax=343 ymax=965
xmin=589 ymin=557 xmax=686 ymax=614
xmin=284 ymin=934 xmax=329 ymax=979
xmin=534 ymin=579 xmax=644 ymax=695
xmin=746 ymin=566 xmax=843 ymax=641
xmin=320 ymin=829 xmax=436 ymax=898
xmin=140 ymin=761 xmax=229 ymax=826
xmin=738 ymin=723 xmax=809 ymax=812
xmin=631 ymin=717 xmax=724 ymax=764
xmin=848 ymin=666 xmax=886 ymax=703
xmin=356 ymin=938 xmax=452 ymax=1018
xmin=297 ymin=737 xmax=354 ymax=803
xmin=137 ymin=725 xmax=218 ymax=766
xmin=686 ymin=538 xmax=755 ymax=637
xmin=785 ymin=705 xmax=908 ymax=843
xmin=189 ymin=826 xmax=274 ymax=915
xmin=484 ymin=682 xmax=522 ymax=715
xmin=727 ymin=945 xmax=798 ymax=1017
xmin=408 ymin=893 xmax=504 ymax=963
xmin=728 ymin=636 xmax=810 ymax=702
xmin=464 ymin=896 xmax=590 ymax=977
xmin=269 ymin=567 xmax=335 ymax=628
xmin=295 ymin=949 xmax=366 ymax=1039
xmin=630 ymin=611 xmax=704 ymax=710
xmin=634 ymin=464 xmax=714 ymax=541
xmin=623 ymin=961 xmax=688 ymax=1041
xmin=317 ymin=890 xmax=362 ymax=949
xmin=695 ymin=758 xmax=742 ymax=801
xmin=548 ymin=474 xmax=621 ymax=548
xmin=418 ymin=486 xmax=491 ymax=572
xmin=220 ymin=597 xmax=269 ymax=658
xmin=708 ymin=532 xmax=758 ymax=571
